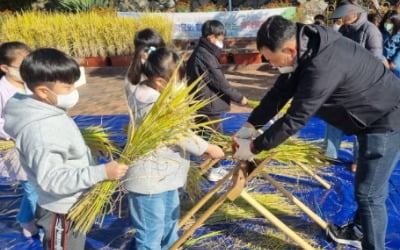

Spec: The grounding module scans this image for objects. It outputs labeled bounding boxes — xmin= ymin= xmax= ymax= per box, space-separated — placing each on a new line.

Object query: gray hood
xmin=4 ymin=93 xmax=108 ymax=214
xmin=343 ymin=12 xmax=368 ymax=32
xmin=4 ymin=93 xmax=65 ymax=139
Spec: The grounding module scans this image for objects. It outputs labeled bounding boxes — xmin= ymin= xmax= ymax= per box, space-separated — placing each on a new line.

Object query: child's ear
xmin=0 ymin=64 xmax=9 ymax=74
xmin=34 ymin=86 xmax=50 ymax=100
xmin=206 ymin=34 xmax=217 ymax=43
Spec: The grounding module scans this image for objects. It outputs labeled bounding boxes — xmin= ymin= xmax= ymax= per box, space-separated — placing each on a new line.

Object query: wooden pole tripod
xmin=171 ymin=159 xmax=330 ymax=249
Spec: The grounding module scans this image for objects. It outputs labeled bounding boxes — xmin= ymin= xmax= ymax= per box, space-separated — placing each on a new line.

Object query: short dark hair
xmin=20 ymin=48 xmax=80 ymax=90
xmin=142 ymin=47 xmax=182 ymax=81
xmin=379 ymin=10 xmax=397 ymax=30
xmin=201 ymin=20 xmax=226 ymax=38
xmin=127 ymin=28 xmax=166 ymax=86
xmin=314 ymin=14 xmax=326 ymax=25
xmin=134 ymin=28 xmax=166 ymax=48
xmin=0 ymin=41 xmax=31 ymax=66
xmin=390 ymin=14 xmax=400 ymax=35
xmin=257 ymin=16 xmax=297 ymax=52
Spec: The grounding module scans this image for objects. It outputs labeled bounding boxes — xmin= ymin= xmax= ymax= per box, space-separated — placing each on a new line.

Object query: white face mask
xmin=277 ymin=66 xmax=295 ymax=74
xmin=8 ymin=66 xmax=23 ymax=83
xmin=333 ymin=24 xmax=341 ymax=31
xmin=277 ymin=54 xmax=296 ymax=74
xmin=49 ymin=89 xmax=79 ymax=110
xmin=215 ymin=40 xmax=224 ymax=49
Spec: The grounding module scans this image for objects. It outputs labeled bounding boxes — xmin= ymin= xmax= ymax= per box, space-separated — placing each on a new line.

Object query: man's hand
xmin=234 ymin=122 xmax=256 ymax=139
xmin=105 ymin=161 xmax=128 ymax=180
xmin=232 ymin=138 xmax=255 ymax=160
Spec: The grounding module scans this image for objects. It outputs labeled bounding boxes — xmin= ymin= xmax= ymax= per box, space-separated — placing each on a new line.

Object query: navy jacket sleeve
xmin=203 ymin=61 xmax=244 ymax=103
xmin=247 ymin=74 xmax=294 ymax=128
xmin=251 ymin=61 xmax=343 ymax=151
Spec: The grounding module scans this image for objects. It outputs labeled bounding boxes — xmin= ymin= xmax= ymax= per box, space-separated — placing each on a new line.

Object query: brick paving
xmin=68 ymin=64 xmax=279 ymax=116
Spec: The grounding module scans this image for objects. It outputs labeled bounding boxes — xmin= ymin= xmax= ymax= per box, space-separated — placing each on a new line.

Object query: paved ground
xmin=69 ymin=64 xmax=279 ymax=116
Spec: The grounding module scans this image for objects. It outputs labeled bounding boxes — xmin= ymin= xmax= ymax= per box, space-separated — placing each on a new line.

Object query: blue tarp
xmin=0 ymin=113 xmax=399 ymax=249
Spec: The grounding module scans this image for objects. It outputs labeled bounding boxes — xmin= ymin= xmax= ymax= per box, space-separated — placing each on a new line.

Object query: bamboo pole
xmin=171 ymin=176 xmax=239 ymax=249
xmin=240 ymin=190 xmax=315 ymax=250
xmin=175 ymin=159 xmax=317 ymax=249
xmin=256 ymin=129 xmax=330 ymax=189
xmin=199 ymin=158 xmax=220 ymax=175
xmin=178 ymin=164 xmax=235 ymax=228
xmin=179 ymin=158 xmax=271 ymax=228
xmin=295 ymin=162 xmax=331 ymax=189
xmin=260 ymin=172 xmax=328 ymax=230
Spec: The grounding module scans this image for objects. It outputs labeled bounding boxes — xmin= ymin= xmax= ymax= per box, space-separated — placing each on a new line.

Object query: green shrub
xmin=58 ymin=0 xmax=114 ymax=12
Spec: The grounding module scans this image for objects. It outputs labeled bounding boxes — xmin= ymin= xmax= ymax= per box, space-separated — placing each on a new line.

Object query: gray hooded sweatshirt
xmin=339 ymin=12 xmax=383 ymax=60
xmin=4 ymin=94 xmax=108 ymax=214
xmin=124 ymin=84 xmax=209 ymax=194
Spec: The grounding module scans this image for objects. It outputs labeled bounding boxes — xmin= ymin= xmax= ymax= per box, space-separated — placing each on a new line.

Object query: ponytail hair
xmin=142 ymin=47 xmax=183 ymax=82
xmin=0 ymin=41 xmax=31 ymax=77
xmin=126 ymin=28 xmax=166 ymax=85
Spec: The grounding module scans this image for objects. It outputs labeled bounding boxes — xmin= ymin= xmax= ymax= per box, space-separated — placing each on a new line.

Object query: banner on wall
xmin=118 ymin=7 xmax=296 ymax=39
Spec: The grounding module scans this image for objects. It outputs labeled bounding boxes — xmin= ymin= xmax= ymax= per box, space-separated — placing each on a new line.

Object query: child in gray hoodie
xmin=4 ymin=48 xmax=128 ymax=250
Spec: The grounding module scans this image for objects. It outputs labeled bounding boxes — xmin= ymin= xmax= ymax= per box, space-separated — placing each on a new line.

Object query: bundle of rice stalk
xmin=186 ymin=166 xmax=207 ymax=202
xmin=247 ymin=99 xmax=292 ymax=116
xmin=256 ymin=137 xmax=332 ymax=167
xmin=0 ymin=140 xmax=15 ymax=152
xmin=205 ymin=192 xmax=298 ymax=224
xmin=80 ymin=125 xmax=119 ymax=162
xmin=209 ymin=132 xmax=330 ymax=168
xmin=183 ymin=231 xmax=223 ymax=247
xmin=68 ymin=72 xmax=218 ymax=234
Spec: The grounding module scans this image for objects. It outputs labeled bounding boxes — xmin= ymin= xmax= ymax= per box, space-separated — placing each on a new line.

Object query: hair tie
xmin=147 ymin=46 xmax=157 ymax=54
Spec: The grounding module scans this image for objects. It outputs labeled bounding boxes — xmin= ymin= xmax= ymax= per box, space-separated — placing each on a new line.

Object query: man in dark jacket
xmin=325 ymin=2 xmax=387 ymax=173
xmin=233 ymin=16 xmax=400 ymax=250
xmin=187 ymin=20 xmax=247 ymax=181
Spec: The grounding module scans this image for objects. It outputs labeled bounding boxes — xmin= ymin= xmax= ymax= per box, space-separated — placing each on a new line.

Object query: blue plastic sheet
xmin=0 ymin=113 xmax=399 ymax=249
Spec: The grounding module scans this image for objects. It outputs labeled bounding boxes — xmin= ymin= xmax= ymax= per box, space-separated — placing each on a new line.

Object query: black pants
xmin=195 ymin=115 xmax=223 ymax=168
xmin=36 ymin=206 xmax=85 ymax=250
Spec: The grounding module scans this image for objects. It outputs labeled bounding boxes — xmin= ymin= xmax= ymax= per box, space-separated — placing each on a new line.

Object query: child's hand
xmin=204 ymin=144 xmax=225 ymax=159
xmin=241 ymin=96 xmax=248 ymax=105
xmin=105 ymin=161 xmax=128 ymax=180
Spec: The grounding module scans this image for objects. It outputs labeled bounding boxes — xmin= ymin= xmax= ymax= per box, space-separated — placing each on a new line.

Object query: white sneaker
xmin=21 ymin=221 xmax=38 ymax=238
xmin=206 ymin=166 xmax=229 ymax=182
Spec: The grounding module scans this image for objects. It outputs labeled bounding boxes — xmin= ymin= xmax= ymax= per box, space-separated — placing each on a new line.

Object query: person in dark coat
xmin=186 ymin=20 xmax=248 ymax=181
xmin=331 ymin=2 xmax=385 ymax=61
xmin=325 ymin=2 xmax=387 ymax=173
xmin=233 ymin=15 xmax=400 ymax=250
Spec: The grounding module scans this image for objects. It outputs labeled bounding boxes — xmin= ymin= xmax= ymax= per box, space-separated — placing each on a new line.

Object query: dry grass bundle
xmin=68 ymin=73 xmax=218 ymax=234
xmin=80 ymin=125 xmax=119 ymax=161
xmin=209 ymin=132 xmax=330 ymax=169
xmin=0 ymin=11 xmax=172 ymax=57
xmin=135 ymin=13 xmax=174 ymax=46
xmin=186 ymin=166 xmax=207 ymax=202
xmin=205 ymin=192 xmax=299 ymax=224
xmin=0 ymin=140 xmax=15 ymax=152
xmin=256 ymin=137 xmax=331 ymax=167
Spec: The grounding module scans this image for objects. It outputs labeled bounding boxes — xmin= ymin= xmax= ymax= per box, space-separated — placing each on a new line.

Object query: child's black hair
xmin=314 ymin=14 xmax=326 ymax=25
xmin=201 ymin=20 xmax=226 ymax=38
xmin=0 ymin=41 xmax=31 ymax=77
xmin=126 ymin=28 xmax=166 ymax=86
xmin=379 ymin=10 xmax=397 ymax=31
xmin=20 ymin=48 xmax=80 ymax=90
xmin=142 ymin=47 xmax=182 ymax=82
xmin=390 ymin=14 xmax=400 ymax=36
